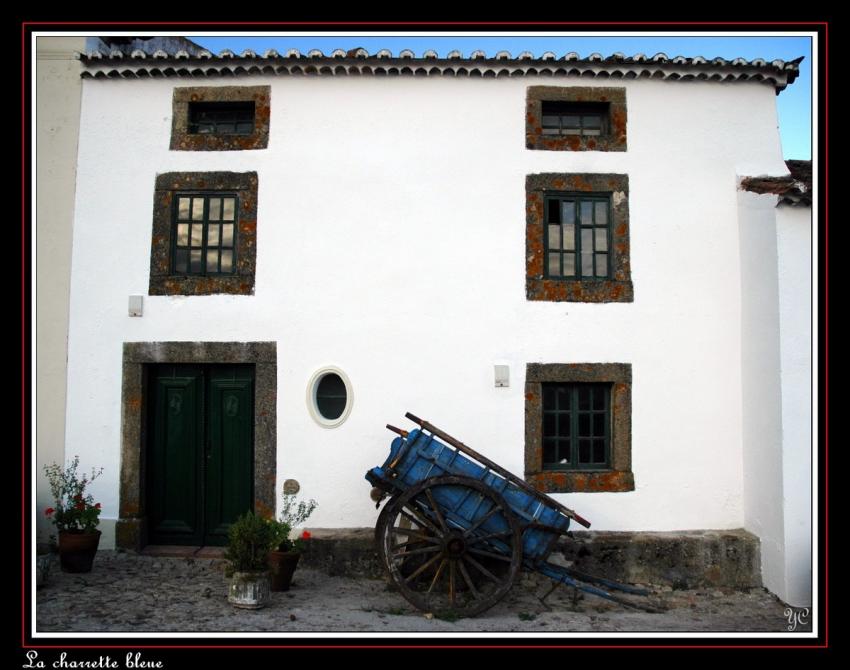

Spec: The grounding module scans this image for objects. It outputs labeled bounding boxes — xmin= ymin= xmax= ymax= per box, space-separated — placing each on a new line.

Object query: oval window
xmin=307 ymin=368 xmax=353 ymax=428
xmin=316 ymin=373 xmax=346 ymax=420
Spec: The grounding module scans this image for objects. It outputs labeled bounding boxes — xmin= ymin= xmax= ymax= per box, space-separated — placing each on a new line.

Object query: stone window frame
xmin=525 ymin=86 xmax=627 ymax=152
xmin=525 ymin=363 xmax=634 ymax=493
xmin=526 ymin=173 xmax=633 ymax=303
xmin=148 ymin=171 xmax=258 ymax=296
xmin=170 ymin=85 xmax=271 ymax=151
xmin=117 ymin=341 xmax=277 ymax=551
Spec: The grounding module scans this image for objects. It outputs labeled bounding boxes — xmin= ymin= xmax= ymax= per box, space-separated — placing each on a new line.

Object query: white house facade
xmin=55 ymin=47 xmax=812 ymax=606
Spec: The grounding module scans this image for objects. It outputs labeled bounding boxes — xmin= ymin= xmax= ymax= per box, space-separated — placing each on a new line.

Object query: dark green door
xmin=147 ymin=364 xmax=254 ymax=546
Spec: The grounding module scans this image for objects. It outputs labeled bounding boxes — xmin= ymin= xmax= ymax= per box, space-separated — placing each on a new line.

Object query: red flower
xmin=95 ymin=503 xmax=101 ymax=509
xmin=300 ymin=530 xmax=311 ymax=540
xmin=73 ymin=494 xmax=82 ymax=501
xmin=75 ymin=502 xmax=85 ymax=511
xmin=44 ymin=507 xmax=55 ymax=516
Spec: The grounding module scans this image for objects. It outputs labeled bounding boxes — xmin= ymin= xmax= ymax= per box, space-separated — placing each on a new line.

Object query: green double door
xmin=147 ymin=365 xmax=254 ymax=546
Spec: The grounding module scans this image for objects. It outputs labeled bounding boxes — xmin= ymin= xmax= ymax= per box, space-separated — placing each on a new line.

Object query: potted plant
xmin=224 ymin=511 xmax=282 ymax=609
xmin=268 ymin=493 xmax=317 ymax=592
xmin=43 ymin=456 xmax=104 ymax=573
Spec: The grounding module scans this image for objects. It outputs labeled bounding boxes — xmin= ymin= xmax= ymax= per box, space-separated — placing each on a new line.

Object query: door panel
xmin=146 ymin=364 xmax=254 ymax=546
xmin=205 ymin=367 xmax=254 ymax=544
xmin=147 ymin=366 xmax=204 ymax=545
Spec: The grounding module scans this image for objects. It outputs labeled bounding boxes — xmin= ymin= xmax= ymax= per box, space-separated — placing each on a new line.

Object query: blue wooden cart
xmin=365 ymin=413 xmax=652 ymax=617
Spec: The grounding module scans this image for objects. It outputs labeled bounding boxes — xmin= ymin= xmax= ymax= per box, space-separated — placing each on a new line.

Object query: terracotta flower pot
xmin=268 ymin=550 xmax=301 ymax=592
xmin=58 ymin=530 xmax=101 ymax=573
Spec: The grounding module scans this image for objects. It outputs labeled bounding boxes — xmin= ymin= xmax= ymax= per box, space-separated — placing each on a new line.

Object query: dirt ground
xmin=35 ymin=551 xmax=812 ymax=635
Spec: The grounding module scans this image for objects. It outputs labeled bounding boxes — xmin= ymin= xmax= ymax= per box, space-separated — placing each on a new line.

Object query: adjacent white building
xmin=45 ymin=44 xmax=813 ymax=606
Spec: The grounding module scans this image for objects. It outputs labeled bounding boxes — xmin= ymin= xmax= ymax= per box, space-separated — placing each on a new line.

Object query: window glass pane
xmin=542 ymin=115 xmax=560 ymax=128
xmin=563 ymin=127 xmax=581 ymax=135
xmin=222 ymin=198 xmax=236 ymax=221
xmin=581 ymin=252 xmax=593 ymax=277
xmin=594 ymin=201 xmax=608 ymax=225
xmin=578 ymin=414 xmax=590 ymax=437
xmin=191 ymin=224 xmax=203 ymax=246
xmin=207 ymin=223 xmax=220 ymax=246
xmin=174 ymin=249 xmax=188 ymax=273
xmin=543 ymin=386 xmax=556 ymax=410
xmin=206 ymin=249 xmax=219 ymax=273
xmin=556 ymin=386 xmax=570 ymax=410
xmin=562 ymin=223 xmax=575 ymax=250
xmin=543 ymin=439 xmax=557 ymax=464
xmin=578 ymin=387 xmax=591 ymax=410
xmin=548 ymin=225 xmax=560 ymax=250
xmin=595 ymin=254 xmax=608 ymax=277
xmin=222 ymin=224 xmax=234 ymax=247
xmin=579 ymin=439 xmax=591 ymax=464
xmin=177 ymin=197 xmax=191 ymax=220
xmin=592 ymin=440 xmax=606 ymax=463
xmin=208 ymin=198 xmax=221 ymax=221
xmin=562 ymin=253 xmax=576 ymax=277
xmin=176 ymin=224 xmax=189 ymax=247
xmin=583 ymin=115 xmax=602 ymax=128
xmin=218 ymin=123 xmax=236 ymax=134
xmin=236 ymin=122 xmax=253 ymax=134
xmin=547 ymin=201 xmax=560 ymax=224
xmin=559 ymin=439 xmax=570 ymax=464
xmin=558 ymin=413 xmax=570 ymax=436
xmin=190 ymin=249 xmax=202 ymax=273
xmin=592 ymin=413 xmax=606 ymax=437
xmin=593 ymin=387 xmax=606 ymax=410
xmin=581 ymin=228 xmax=593 ymax=251
xmin=580 ymin=201 xmax=593 ymax=226
xmin=316 ymin=373 xmax=347 ymax=420
xmin=583 ymin=128 xmax=601 ymax=136
xmin=562 ymin=115 xmax=580 ymax=128
xmin=544 ymin=413 xmax=556 ymax=437
xmin=192 ymin=198 xmax=204 ymax=221
xmin=547 ymin=252 xmax=561 ymax=277
xmin=595 ymin=228 xmax=608 ymax=252
xmin=220 ymin=250 xmax=233 ymax=273
xmin=560 ymin=201 xmax=574 ymax=225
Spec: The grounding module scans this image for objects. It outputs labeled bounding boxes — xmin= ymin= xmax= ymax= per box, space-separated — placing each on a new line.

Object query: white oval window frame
xmin=306 ymin=367 xmax=353 ymax=428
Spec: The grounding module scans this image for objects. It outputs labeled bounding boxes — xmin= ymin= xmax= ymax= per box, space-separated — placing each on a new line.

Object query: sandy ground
xmin=35 ymin=552 xmax=812 ymax=635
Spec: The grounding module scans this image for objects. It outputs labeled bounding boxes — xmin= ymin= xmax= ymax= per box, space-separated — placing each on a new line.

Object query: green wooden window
xmin=542 ymin=383 xmax=610 ymax=470
xmin=541 ymin=101 xmax=608 ymax=137
xmin=188 ymin=101 xmax=255 ymax=135
xmin=545 ymin=195 xmax=610 ymax=279
xmin=172 ymin=194 xmax=238 ymax=275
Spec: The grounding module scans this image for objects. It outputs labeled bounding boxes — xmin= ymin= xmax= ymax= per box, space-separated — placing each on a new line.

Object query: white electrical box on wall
xmin=128 ymin=295 xmax=143 ymax=317
xmin=494 ymin=364 xmax=510 ymax=388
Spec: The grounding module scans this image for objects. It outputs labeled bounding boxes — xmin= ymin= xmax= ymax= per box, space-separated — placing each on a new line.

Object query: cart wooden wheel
xmin=376 ymin=475 xmax=522 ymax=617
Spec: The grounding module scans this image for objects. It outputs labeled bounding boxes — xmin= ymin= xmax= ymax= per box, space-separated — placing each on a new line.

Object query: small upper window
xmin=526 ymin=86 xmax=626 ymax=152
xmin=188 ymin=101 xmax=256 ymax=136
xmin=541 ymin=102 xmax=609 ymax=137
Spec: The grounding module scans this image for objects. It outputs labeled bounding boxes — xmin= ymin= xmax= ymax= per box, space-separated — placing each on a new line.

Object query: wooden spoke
xmin=463 ymin=553 xmax=501 ymax=584
xmin=467 ymin=530 xmax=513 ymax=545
xmin=468 ymin=547 xmax=513 ymax=563
xmin=427 ymin=559 xmax=448 ymax=594
xmin=457 ymin=558 xmax=480 ymax=598
xmin=426 ymin=488 xmax=448 ymax=532
xmin=391 ymin=545 xmax=441 ymax=560
xmin=463 ymin=505 xmax=498 ymax=537
xmin=403 ymin=552 xmax=444 ymax=584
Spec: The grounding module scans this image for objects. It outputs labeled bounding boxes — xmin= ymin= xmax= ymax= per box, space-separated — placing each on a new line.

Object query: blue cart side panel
xmin=366 ymin=429 xmax=570 ymax=565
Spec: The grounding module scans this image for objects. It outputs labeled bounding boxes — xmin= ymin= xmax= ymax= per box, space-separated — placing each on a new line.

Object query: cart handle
xmin=404 ymin=412 xmax=592 ymax=528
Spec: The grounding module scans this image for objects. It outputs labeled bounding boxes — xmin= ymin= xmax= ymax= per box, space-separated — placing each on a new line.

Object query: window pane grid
xmin=542 ymin=383 xmax=610 ymax=470
xmin=172 ymin=194 xmax=237 ymax=276
xmin=188 ymin=102 xmax=255 ymax=135
xmin=544 ymin=196 xmax=610 ymax=280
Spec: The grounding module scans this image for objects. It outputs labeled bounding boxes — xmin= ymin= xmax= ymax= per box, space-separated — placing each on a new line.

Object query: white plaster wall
xmin=776 ymin=205 xmax=813 ymax=606
xmin=737 ymin=190 xmax=785 ymax=597
xmin=35 ymin=36 xmax=85 ymax=544
xmin=66 ymin=76 xmax=788 ymax=542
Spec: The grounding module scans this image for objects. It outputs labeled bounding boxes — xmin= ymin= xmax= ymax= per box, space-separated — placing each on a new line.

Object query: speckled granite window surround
xmin=170 ymin=85 xmax=270 ymax=151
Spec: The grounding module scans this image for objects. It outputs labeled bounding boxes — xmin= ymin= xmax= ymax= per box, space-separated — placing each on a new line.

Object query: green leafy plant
xmin=274 ymin=493 xmax=317 ymax=553
xmin=43 ymin=456 xmax=104 ymax=533
xmin=224 ymin=511 xmax=283 ymax=576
